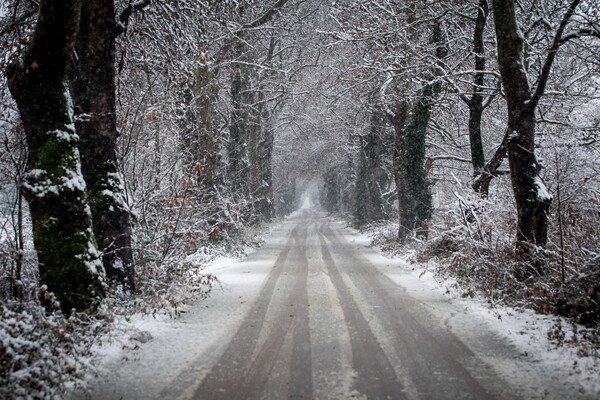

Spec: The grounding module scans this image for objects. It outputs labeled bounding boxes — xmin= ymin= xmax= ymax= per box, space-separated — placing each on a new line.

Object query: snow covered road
xmin=77 ymin=211 xmax=596 ymax=399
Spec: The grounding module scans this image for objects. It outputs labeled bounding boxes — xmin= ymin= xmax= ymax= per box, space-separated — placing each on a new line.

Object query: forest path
xmin=79 ymin=210 xmax=589 ymax=400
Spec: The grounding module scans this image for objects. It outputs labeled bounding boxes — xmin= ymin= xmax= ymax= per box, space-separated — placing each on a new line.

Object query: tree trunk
xmin=70 ymin=0 xmax=135 ymax=291
xmin=255 ymin=122 xmax=275 ymax=220
xmin=392 ymin=22 xmax=446 ymax=240
xmin=492 ymin=0 xmax=552 ymax=247
xmin=193 ymin=64 xmax=218 ymax=185
xmin=472 ymin=129 xmax=509 ymax=196
xmin=355 ymin=142 xmax=369 ymax=226
xmin=398 ymin=89 xmax=435 ymax=239
xmin=322 ymin=169 xmax=339 ymax=213
xmin=228 ymin=45 xmax=250 ymax=195
xmin=6 ymin=0 xmax=105 ymax=313
xmin=229 ymin=39 xmax=276 ymax=222
xmin=467 ymin=0 xmax=489 ymax=178
xmin=249 ymin=73 xmax=273 ymax=222
xmin=252 ymin=38 xmax=277 ymax=222
xmin=392 ymin=101 xmax=412 ymax=240
xmin=364 ymin=107 xmax=385 ymax=222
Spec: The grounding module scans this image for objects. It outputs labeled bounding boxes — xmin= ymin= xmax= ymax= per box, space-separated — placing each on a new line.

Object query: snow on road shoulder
xmin=330 ymin=219 xmax=600 ymax=399
xmin=75 ymin=218 xmax=297 ymax=400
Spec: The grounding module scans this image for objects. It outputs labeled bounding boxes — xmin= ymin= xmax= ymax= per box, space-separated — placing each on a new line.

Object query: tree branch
xmin=241 ymin=0 xmax=290 ymax=31
xmin=528 ymin=0 xmax=581 ymax=109
xmin=216 ymin=0 xmax=290 ymax=63
xmin=115 ymin=0 xmax=151 ymax=37
xmin=558 ymin=27 xmax=600 ymax=44
xmin=472 ymin=128 xmax=510 ymax=195
xmin=0 ymin=2 xmax=38 ymax=37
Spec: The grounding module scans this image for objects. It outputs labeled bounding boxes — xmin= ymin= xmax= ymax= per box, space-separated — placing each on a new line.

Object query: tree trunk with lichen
xmin=70 ymin=0 xmax=135 ymax=292
xmin=6 ymin=0 xmax=105 ymax=313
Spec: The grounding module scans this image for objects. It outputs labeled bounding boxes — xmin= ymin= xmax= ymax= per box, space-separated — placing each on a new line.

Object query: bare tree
xmin=491 ymin=0 xmax=596 ymax=248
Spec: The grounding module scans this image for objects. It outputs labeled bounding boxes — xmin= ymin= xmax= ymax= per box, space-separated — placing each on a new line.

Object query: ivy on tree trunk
xmin=6 ymin=0 xmax=105 ymax=313
xmin=192 ymin=64 xmax=218 ymax=186
xmin=393 ymin=22 xmax=447 ymax=241
xmin=228 ymin=44 xmax=249 ymax=195
xmin=396 ymin=88 xmax=435 ymax=240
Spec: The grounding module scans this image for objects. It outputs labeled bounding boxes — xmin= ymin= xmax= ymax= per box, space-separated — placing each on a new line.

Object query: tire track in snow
xmin=192 ymin=221 xmax=312 ymax=399
xmin=318 ymin=225 xmax=407 ymax=400
xmin=319 ymin=221 xmax=512 ymax=399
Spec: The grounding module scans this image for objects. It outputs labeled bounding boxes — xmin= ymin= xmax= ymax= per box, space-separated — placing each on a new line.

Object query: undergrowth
xmin=0 ymin=294 xmax=109 ymax=399
xmin=366 ymin=188 xmax=600 ymax=357
xmin=0 ymin=219 xmax=267 ymax=399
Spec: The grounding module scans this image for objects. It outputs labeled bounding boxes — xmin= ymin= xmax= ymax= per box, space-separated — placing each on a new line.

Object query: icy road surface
xmin=78 ymin=211 xmax=595 ymax=399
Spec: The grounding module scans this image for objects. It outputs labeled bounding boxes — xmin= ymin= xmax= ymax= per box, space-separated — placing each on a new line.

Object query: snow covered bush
xmin=367 ymin=163 xmax=600 ymax=352
xmin=0 ymin=302 xmax=107 ymax=399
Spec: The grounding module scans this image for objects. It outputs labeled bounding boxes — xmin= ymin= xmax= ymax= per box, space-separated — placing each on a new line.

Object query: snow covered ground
xmin=72 ymin=219 xmax=298 ymax=399
xmin=341 ymin=222 xmax=600 ymax=398
xmin=73 ymin=213 xmax=600 ymax=399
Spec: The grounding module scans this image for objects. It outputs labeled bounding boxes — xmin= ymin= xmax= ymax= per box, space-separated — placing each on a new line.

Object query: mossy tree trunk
xmin=393 ymin=22 xmax=447 ymax=241
xmin=354 ymin=143 xmax=369 ymax=227
xmin=252 ymin=119 xmax=275 ymax=221
xmin=70 ymin=0 xmax=135 ymax=292
xmin=391 ymin=101 xmax=412 ymax=239
xmin=250 ymin=36 xmax=278 ymax=222
xmin=397 ymin=89 xmax=435 ymax=239
xmin=321 ymin=169 xmax=339 ymax=213
xmin=6 ymin=0 xmax=105 ymax=313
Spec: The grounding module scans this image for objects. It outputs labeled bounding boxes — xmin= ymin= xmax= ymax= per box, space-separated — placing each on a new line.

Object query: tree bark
xmin=467 ymin=0 xmax=489 ymax=178
xmin=229 ymin=39 xmax=276 ymax=223
xmin=364 ymin=107 xmax=386 ymax=222
xmin=228 ymin=44 xmax=249 ymax=195
xmin=192 ymin=64 xmax=218 ymax=185
xmin=392 ymin=101 xmax=412 ymax=239
xmin=472 ymin=129 xmax=509 ymax=196
xmin=392 ymin=22 xmax=447 ymax=240
xmin=70 ymin=0 xmax=135 ymax=292
xmin=6 ymin=0 xmax=105 ymax=313
xmin=251 ymin=37 xmax=277 ymax=222
xmin=491 ymin=0 xmax=552 ymax=247
xmin=397 ymin=89 xmax=435 ymax=239
xmin=355 ymin=142 xmax=369 ymax=226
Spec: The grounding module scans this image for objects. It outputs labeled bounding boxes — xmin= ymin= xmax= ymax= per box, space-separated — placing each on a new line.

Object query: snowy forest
xmin=1 ymin=0 xmax=600 ymax=398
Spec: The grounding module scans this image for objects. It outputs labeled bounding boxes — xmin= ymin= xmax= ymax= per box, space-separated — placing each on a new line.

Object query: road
xmin=81 ymin=211 xmax=590 ymax=399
